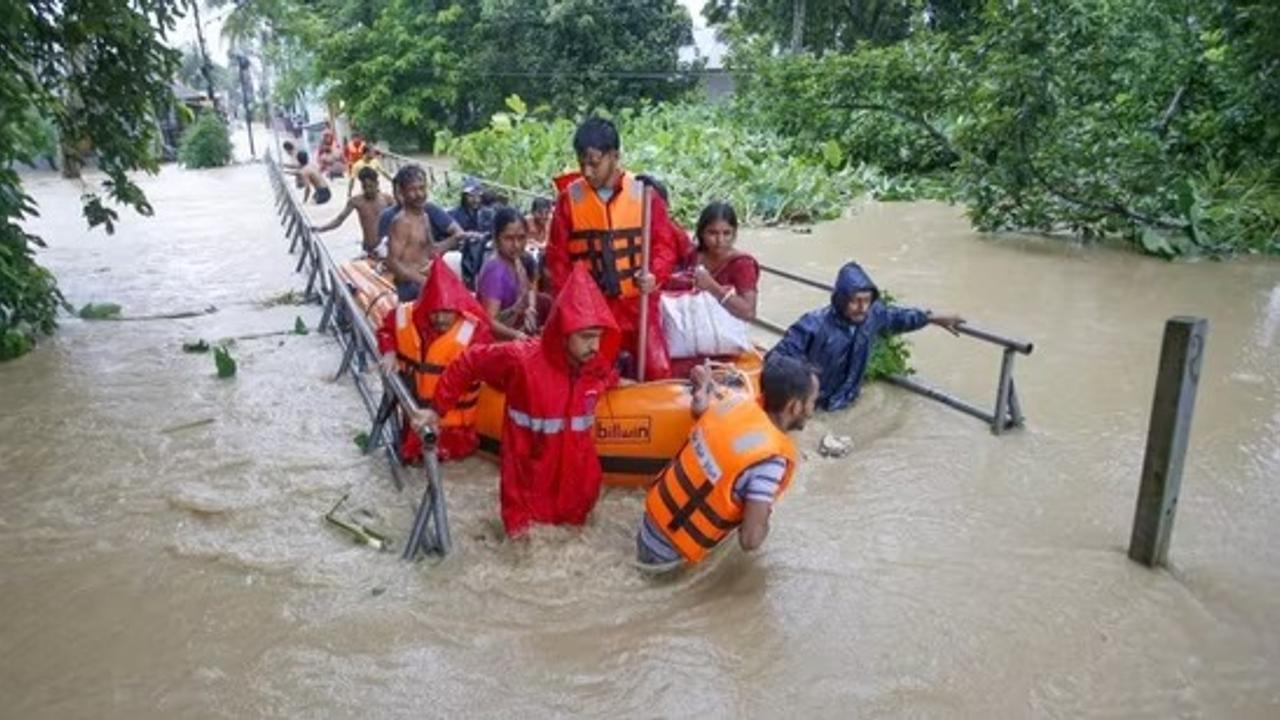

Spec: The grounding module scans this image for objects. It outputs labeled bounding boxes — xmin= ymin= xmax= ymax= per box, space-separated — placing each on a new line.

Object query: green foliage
xmin=293 ymin=316 xmax=308 ymax=335
xmin=438 ymin=100 xmax=859 ymax=226
xmin=731 ymin=0 xmax=1280 ymax=257
xmin=353 ymin=431 xmax=370 ymax=452
xmin=706 ymin=0 xmax=984 ymax=53
xmin=179 ymin=112 xmax=233 ymax=168
xmin=866 ymin=290 xmax=913 ymax=381
xmin=229 ymin=0 xmax=697 ymax=148
xmin=1 ymin=0 xmax=181 ymax=360
xmin=77 ymin=302 xmax=122 ymax=320
xmin=214 ymin=345 xmax=237 ymax=378
xmin=867 ymin=333 xmax=912 ymax=381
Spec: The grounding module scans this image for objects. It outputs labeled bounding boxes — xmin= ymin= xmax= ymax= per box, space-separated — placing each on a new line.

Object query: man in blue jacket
xmin=768 ymin=261 xmax=964 ymax=411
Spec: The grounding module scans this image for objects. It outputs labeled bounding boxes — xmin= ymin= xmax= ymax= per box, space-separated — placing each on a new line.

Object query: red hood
xmin=414 ymin=258 xmax=490 ymax=340
xmin=542 ymin=264 xmax=620 ymax=373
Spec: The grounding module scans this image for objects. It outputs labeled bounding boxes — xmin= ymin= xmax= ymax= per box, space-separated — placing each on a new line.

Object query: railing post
xmin=1128 ymin=316 xmax=1207 ymax=568
xmin=992 ymin=348 xmax=1016 ymax=435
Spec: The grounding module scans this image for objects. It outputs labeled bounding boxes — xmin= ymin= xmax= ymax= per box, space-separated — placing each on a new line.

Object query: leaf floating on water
xmin=294 ymin=316 xmax=309 ymax=335
xmin=182 ymin=339 xmax=210 ymax=353
xmin=214 ymin=346 xmax=237 ymax=378
xmin=78 ymin=302 xmax=122 ymax=320
xmin=353 ymin=432 xmax=370 ymax=452
xmin=371 ymin=587 xmax=386 ymax=597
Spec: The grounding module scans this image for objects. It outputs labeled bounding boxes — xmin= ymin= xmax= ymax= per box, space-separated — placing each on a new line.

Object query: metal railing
xmin=266 ymin=153 xmax=450 ymax=559
xmin=755 ymin=264 xmax=1032 ymax=435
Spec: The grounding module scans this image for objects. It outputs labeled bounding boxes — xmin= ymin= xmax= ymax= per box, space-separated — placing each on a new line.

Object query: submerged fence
xmin=267 ymin=153 xmax=450 ymax=560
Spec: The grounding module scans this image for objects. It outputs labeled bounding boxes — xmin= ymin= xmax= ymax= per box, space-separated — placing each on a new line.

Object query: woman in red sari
xmin=664 ymin=202 xmax=759 ymax=377
xmin=665 ymin=201 xmax=758 ymax=321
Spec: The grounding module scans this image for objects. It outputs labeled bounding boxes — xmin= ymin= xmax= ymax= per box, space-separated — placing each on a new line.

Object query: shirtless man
xmin=287 ymin=150 xmax=332 ymax=205
xmin=387 ymin=164 xmax=465 ymax=301
xmin=310 ymin=167 xmax=394 ymax=255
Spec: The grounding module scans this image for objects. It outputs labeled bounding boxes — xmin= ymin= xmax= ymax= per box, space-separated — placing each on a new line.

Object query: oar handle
xmin=636 ymin=186 xmax=653 ymax=381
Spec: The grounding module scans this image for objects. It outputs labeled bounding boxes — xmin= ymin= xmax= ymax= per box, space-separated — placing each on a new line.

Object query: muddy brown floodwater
xmin=1 ymin=156 xmax=1278 ymax=718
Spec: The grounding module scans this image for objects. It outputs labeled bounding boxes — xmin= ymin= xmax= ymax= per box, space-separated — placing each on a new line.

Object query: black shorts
xmin=314 ymin=186 xmax=332 ymax=205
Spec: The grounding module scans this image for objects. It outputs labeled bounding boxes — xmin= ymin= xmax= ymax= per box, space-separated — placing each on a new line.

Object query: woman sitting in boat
xmin=475 ymin=207 xmax=551 ymax=341
xmin=664 ymin=201 xmax=758 ymax=322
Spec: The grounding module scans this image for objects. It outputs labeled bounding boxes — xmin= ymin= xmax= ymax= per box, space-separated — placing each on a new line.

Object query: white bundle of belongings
xmin=660 ymin=291 xmax=751 ymax=358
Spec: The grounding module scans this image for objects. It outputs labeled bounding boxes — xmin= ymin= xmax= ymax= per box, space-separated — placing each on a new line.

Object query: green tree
xmin=705 ymin=0 xmax=981 ymax=53
xmin=2 ymin=0 xmax=182 ymax=360
xmin=469 ymin=0 xmax=698 ymax=119
xmin=179 ymin=111 xmax=234 ymax=167
xmin=731 ymin=0 xmax=1280 ymax=256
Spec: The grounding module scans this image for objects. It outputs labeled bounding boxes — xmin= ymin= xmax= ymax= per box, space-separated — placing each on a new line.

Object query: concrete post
xmin=1128 ymin=316 xmax=1207 ymax=567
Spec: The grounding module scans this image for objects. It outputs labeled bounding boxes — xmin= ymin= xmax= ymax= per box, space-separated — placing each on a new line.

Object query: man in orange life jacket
xmin=635 ymin=355 xmax=819 ymax=568
xmin=410 ymin=265 xmax=621 ymax=536
xmin=376 ymin=258 xmax=493 ymax=462
xmin=546 ymin=117 xmax=680 ymax=381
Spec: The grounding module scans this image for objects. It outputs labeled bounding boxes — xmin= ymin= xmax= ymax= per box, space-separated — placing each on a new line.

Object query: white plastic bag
xmin=660 ymin=291 xmax=750 ymax=359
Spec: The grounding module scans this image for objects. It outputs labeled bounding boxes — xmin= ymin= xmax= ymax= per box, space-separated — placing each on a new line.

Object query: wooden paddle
xmin=637 ymin=185 xmax=653 ymax=381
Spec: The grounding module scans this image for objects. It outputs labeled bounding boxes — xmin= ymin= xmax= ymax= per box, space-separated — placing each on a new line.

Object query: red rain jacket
xmin=546 ymin=171 xmax=679 ymax=380
xmin=377 ymin=258 xmax=493 ymax=461
xmin=433 ymin=265 xmax=621 ymax=536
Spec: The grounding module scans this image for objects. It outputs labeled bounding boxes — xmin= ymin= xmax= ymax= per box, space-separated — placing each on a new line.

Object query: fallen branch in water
xmin=79 ymin=304 xmax=220 ymax=322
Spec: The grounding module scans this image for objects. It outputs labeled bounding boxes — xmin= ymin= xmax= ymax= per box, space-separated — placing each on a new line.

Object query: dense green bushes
xmin=731 ymin=0 xmax=1280 ymax=257
xmin=179 ymin=112 xmax=233 ymax=168
xmin=437 ymin=98 xmax=861 ymax=226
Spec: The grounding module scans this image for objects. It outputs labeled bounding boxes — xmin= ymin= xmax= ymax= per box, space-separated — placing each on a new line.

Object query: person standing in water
xmin=311 ymin=167 xmax=395 ymax=255
xmin=768 ymin=261 xmax=965 ymax=411
xmin=412 ymin=265 xmax=621 ymax=537
xmin=635 ymin=355 xmax=818 ymax=569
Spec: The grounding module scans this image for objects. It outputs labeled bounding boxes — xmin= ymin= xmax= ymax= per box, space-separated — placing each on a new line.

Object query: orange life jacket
xmin=565 ymin=172 xmax=645 ymax=299
xmin=394 ymin=304 xmax=480 ymax=428
xmin=643 ymin=395 xmax=797 ymax=563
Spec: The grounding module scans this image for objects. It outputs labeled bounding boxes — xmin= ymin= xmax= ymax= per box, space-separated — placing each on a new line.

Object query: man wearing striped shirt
xmin=637 ymin=356 xmax=817 ymax=568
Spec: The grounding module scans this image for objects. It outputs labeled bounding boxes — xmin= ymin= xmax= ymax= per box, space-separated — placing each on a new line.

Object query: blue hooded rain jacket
xmin=767 ymin=262 xmax=929 ymax=411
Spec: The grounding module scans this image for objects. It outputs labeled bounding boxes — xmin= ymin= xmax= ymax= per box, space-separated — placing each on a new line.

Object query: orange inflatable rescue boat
xmin=337 ymin=255 xmax=765 ymax=489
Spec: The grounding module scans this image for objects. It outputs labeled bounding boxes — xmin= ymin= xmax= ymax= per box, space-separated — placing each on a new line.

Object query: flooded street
xmin=2 ymin=155 xmax=1278 ymax=718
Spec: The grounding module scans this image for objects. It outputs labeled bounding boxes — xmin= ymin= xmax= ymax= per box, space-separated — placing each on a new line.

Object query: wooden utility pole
xmin=1128 ymin=316 xmax=1207 ymax=567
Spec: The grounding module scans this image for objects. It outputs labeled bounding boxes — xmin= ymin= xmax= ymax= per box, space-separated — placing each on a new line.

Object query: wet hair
xmin=695 ymin=201 xmax=739 ymax=251
xmin=636 ymin=174 xmax=669 ymax=203
xmin=394 ymin=164 xmax=427 ymax=191
xmin=491 ymin=206 xmax=526 ymax=240
xmin=357 ymin=166 xmax=379 ymax=183
xmin=282 ymin=141 xmax=295 ymax=152
xmin=761 ymin=355 xmax=817 ymax=414
xmin=573 ymin=116 xmax=620 ymax=157
xmin=531 ymin=196 xmax=552 ymax=213
xmin=296 ymin=150 xmax=309 ymax=165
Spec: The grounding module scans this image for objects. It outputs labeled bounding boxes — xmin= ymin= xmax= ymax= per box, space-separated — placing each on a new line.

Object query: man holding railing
xmin=768 ymin=261 xmax=965 ymax=411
